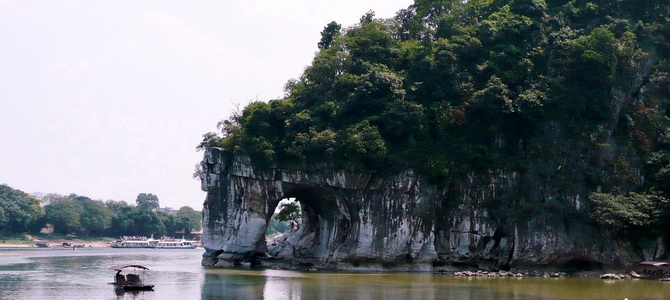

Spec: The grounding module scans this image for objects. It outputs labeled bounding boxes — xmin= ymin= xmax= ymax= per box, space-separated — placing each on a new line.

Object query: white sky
xmin=0 ymin=0 xmax=414 ymax=209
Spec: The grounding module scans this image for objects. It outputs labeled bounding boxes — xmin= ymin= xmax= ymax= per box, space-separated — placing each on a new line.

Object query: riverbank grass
xmin=0 ymin=233 xmax=37 ymax=245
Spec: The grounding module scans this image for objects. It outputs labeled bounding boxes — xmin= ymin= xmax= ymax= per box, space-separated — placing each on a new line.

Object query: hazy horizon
xmin=1 ymin=0 xmax=414 ymax=209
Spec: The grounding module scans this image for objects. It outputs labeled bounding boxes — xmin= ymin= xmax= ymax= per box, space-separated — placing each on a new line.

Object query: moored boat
xmin=154 ymin=238 xmax=197 ymax=249
xmin=34 ymin=240 xmax=50 ymax=248
xmin=637 ymin=261 xmax=670 ymax=280
xmin=110 ymin=236 xmax=157 ymax=248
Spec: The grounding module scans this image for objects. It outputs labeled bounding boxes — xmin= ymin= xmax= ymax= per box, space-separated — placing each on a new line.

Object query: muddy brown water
xmin=0 ymin=247 xmax=668 ymax=299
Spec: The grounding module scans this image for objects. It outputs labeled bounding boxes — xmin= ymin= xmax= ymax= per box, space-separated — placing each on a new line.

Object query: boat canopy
xmin=639 ymin=261 xmax=670 ymax=267
xmin=112 ymin=265 xmax=150 ymax=271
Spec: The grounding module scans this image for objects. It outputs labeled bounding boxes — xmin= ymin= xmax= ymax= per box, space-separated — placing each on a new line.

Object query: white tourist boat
xmin=154 ymin=238 xmax=198 ymax=249
xmin=110 ymin=236 xmax=158 ymax=248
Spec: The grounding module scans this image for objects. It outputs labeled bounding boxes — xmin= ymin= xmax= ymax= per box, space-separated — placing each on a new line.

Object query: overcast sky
xmin=0 ymin=0 xmax=414 ymax=209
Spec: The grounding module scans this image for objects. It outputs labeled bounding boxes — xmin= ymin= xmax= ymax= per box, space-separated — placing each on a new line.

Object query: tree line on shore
xmin=0 ymin=184 xmax=201 ymax=238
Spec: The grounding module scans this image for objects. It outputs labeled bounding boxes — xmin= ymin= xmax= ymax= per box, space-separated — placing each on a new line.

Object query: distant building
xmin=191 ymin=228 xmax=203 ymax=241
xmin=40 ymin=224 xmax=54 ymax=234
xmin=174 ymin=228 xmax=203 ymax=240
xmin=30 ymin=192 xmax=48 ymax=206
xmin=30 ymin=192 xmax=46 ymax=199
xmin=156 ymin=207 xmax=178 ymax=215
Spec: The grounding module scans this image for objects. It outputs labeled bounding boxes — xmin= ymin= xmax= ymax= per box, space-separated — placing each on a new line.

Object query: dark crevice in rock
xmin=450 ymin=261 xmax=480 ymax=270
xmin=562 ymin=259 xmax=604 ymax=273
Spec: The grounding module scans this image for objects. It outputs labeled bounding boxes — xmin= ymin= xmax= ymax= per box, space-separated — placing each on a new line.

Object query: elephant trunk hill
xmin=196 ymin=0 xmax=670 ymax=272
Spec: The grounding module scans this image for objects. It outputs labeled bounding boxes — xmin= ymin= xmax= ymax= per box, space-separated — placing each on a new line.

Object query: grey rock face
xmin=199 ymin=148 xmax=651 ymax=271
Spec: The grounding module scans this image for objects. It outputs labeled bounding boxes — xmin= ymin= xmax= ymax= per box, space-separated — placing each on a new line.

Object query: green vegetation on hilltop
xmin=201 ymin=0 xmax=670 ymax=242
xmin=203 ymin=0 xmax=669 ymax=175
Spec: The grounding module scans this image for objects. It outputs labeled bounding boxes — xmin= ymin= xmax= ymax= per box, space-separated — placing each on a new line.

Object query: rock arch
xmin=199 ymin=148 xmax=438 ymax=270
xmin=267 ymin=186 xmax=335 ymax=258
xmin=199 ymin=148 xmax=648 ymax=271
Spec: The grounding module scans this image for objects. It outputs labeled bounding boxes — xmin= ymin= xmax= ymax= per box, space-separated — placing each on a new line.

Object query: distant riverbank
xmin=0 ymin=234 xmax=113 ymax=248
xmin=0 ymin=241 xmax=110 ymax=248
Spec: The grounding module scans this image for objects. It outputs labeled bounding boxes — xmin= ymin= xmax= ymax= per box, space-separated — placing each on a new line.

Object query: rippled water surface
xmin=1 ymin=247 xmax=669 ymax=299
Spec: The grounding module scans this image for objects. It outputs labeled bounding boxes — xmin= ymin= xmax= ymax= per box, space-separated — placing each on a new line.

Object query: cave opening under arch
xmin=264 ymin=185 xmax=339 ymax=258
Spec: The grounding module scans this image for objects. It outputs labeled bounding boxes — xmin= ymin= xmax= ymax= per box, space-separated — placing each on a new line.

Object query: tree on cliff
xmin=318 ymin=21 xmax=341 ymax=50
xmin=274 ymin=201 xmax=302 ymax=231
xmin=136 ymin=193 xmax=159 ymax=211
xmin=590 ymin=192 xmax=669 ymax=237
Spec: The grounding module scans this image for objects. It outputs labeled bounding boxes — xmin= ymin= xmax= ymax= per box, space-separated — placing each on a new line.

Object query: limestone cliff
xmin=195 ymin=0 xmax=670 ymax=272
xmin=199 ymin=147 xmax=662 ymax=272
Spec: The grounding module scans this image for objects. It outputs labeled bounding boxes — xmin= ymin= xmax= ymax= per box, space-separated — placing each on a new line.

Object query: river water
xmin=0 ymin=247 xmax=669 ymax=300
